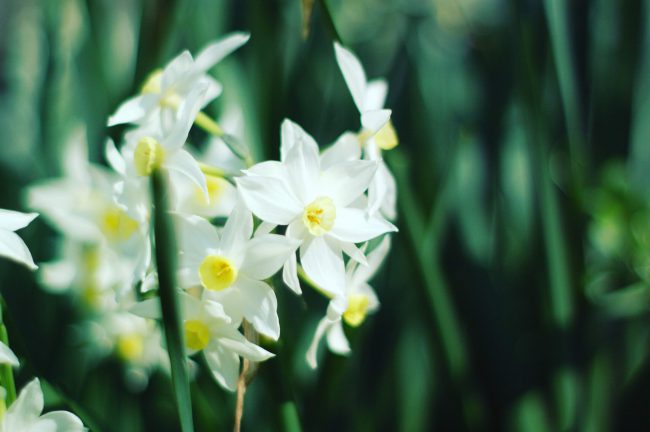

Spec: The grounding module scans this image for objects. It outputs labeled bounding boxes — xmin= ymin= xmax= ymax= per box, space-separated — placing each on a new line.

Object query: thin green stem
xmin=0 ymin=302 xmax=16 ymax=405
xmin=151 ymin=170 xmax=194 ymax=432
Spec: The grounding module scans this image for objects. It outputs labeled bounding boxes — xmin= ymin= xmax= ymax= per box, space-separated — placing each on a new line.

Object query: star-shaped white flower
xmin=0 ymin=209 xmax=38 ymax=270
xmin=108 ymin=32 xmax=250 ymax=130
xmin=306 ymin=236 xmax=390 ymax=368
xmin=175 ymin=201 xmax=299 ymax=340
xmin=236 ymin=119 xmax=396 ymax=311
xmin=0 ymin=379 xmax=85 ymax=432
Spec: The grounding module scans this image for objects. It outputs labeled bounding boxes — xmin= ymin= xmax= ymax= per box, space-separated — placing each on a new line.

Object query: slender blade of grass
xmin=152 ymin=170 xmax=194 ymax=432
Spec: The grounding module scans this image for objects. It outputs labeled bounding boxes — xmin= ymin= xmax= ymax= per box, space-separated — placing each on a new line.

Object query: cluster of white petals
xmin=24 ymin=31 xmax=400 ymax=393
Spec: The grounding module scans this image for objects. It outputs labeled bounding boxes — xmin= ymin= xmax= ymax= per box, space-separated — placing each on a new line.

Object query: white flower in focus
xmin=306 ymin=236 xmax=390 ymax=368
xmin=236 ymin=119 xmax=396 ymax=311
xmin=0 ymin=379 xmax=85 ymax=432
xmin=0 ymin=209 xmax=38 ymax=270
xmin=334 ymin=42 xmax=398 ymax=219
xmin=175 ymin=202 xmax=299 ymax=339
xmin=132 ymin=293 xmax=274 ymax=391
xmin=108 ymin=32 xmax=250 ymax=130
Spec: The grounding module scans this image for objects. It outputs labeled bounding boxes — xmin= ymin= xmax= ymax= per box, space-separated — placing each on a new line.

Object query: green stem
xmin=0 ymin=303 xmax=16 ymax=406
xmin=151 ymin=170 xmax=194 ymax=432
xmin=195 ymin=111 xmax=224 ymax=137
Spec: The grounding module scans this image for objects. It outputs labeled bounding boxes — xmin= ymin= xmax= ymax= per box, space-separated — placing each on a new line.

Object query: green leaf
xmin=151 ymin=170 xmax=194 ymax=432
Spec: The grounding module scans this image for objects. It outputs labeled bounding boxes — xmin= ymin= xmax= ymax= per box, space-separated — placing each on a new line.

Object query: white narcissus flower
xmin=175 ymin=202 xmax=299 ymax=340
xmin=131 ymin=293 xmax=273 ymax=392
xmin=0 ymin=209 xmax=38 ymax=270
xmin=0 ymin=341 xmax=19 ymax=367
xmin=334 ymin=42 xmax=398 ymax=220
xmin=108 ymin=32 xmax=250 ymax=130
xmin=236 ymin=119 xmax=396 ymax=312
xmin=115 ymin=84 xmax=209 ymax=197
xmin=306 ymin=236 xmax=390 ymax=369
xmin=0 ymin=379 xmax=85 ymax=432
xmin=28 ymin=130 xmax=151 ymax=290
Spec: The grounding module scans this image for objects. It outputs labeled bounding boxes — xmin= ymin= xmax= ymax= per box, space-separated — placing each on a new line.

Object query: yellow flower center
xmin=343 ymin=294 xmax=370 ymax=327
xmin=302 ymin=196 xmax=336 ymax=236
xmin=184 ymin=320 xmax=211 ymax=351
xmin=199 ymin=255 xmax=238 ymax=291
xmin=194 ymin=175 xmax=228 ymax=207
xmin=374 ymin=120 xmax=399 ymax=150
xmin=116 ymin=333 xmax=144 ymax=361
xmin=101 ymin=206 xmax=139 ymax=241
xmin=134 ymin=137 xmax=165 ymax=176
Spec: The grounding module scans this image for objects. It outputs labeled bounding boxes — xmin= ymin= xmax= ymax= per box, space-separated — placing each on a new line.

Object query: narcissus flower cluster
xmin=26 ymin=32 xmax=400 ymax=394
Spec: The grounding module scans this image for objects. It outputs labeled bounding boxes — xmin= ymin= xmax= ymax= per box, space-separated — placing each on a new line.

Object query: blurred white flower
xmin=132 ymin=293 xmax=273 ymax=392
xmin=0 ymin=209 xmax=38 ymax=270
xmin=108 ymin=32 xmax=250 ymax=131
xmin=0 ymin=378 xmax=85 ymax=432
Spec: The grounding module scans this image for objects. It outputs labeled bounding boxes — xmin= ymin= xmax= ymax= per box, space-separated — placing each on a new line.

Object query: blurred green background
xmin=2 ymin=0 xmax=650 ymax=430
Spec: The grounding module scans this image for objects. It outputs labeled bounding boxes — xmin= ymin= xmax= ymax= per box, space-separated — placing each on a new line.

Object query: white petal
xmin=163 ymin=84 xmax=207 ymax=151
xmin=320 ymin=132 xmax=362 ymax=170
xmin=241 ymin=234 xmax=299 ymax=280
xmin=129 ymin=298 xmax=161 ymax=320
xmin=231 ymin=277 xmax=280 ymax=340
xmin=105 ymin=138 xmax=126 ymax=176
xmin=320 ymin=160 xmax=377 ymax=207
xmin=0 ymin=230 xmax=37 ymax=270
xmin=326 ymin=320 xmax=351 ymax=355
xmin=35 ymin=411 xmax=85 ymax=431
xmin=282 ymin=252 xmax=302 ymax=294
xmin=283 ymin=127 xmax=320 ymax=203
xmin=306 ymin=316 xmax=335 ymax=369
xmin=197 ymin=75 xmax=223 ymax=107
xmin=363 ymin=79 xmax=388 ymax=111
xmin=0 ymin=209 xmax=38 ymax=232
xmin=340 ymin=241 xmax=368 ymax=266
xmin=244 ymin=161 xmax=285 ymax=178
xmin=194 ymin=32 xmax=251 ymax=72
xmin=0 ymin=341 xmax=18 ymax=366
xmin=161 ymin=50 xmax=194 ymax=90
xmin=166 ymin=150 xmax=207 ymax=197
xmin=5 ymin=378 xmax=44 ymax=431
xmin=218 ymin=326 xmax=274 ymax=361
xmin=300 ymin=236 xmax=345 ymax=298
xmin=220 ymin=201 xmax=253 ymax=258
xmin=329 ymin=207 xmax=397 ymax=243
xmin=254 ymin=222 xmax=276 ymax=237
xmin=107 ymin=94 xmax=157 ymax=126
xmin=280 ymin=119 xmax=320 ymax=163
xmin=361 ymin=109 xmax=391 ymax=133
xmin=204 ymin=344 xmax=240 ymax=392
xmin=334 ymin=42 xmax=367 ymax=112
xmin=175 ymin=214 xmax=220 ymax=269
xmin=235 ymin=176 xmax=302 ymax=225
xmin=38 ymin=260 xmax=75 ymax=293
xmin=351 ymin=236 xmax=391 ymax=287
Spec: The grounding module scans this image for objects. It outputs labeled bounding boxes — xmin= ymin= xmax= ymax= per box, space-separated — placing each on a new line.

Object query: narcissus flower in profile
xmin=334 ymin=42 xmax=398 ymax=220
xmin=0 ymin=379 xmax=85 ymax=432
xmin=132 ymin=293 xmax=273 ymax=392
xmin=108 ymin=32 xmax=250 ymax=130
xmin=236 ymin=119 xmax=396 ymax=312
xmin=306 ymin=236 xmax=390 ymax=368
xmin=175 ymin=202 xmax=299 ymax=340
xmin=0 ymin=209 xmax=38 ymax=271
